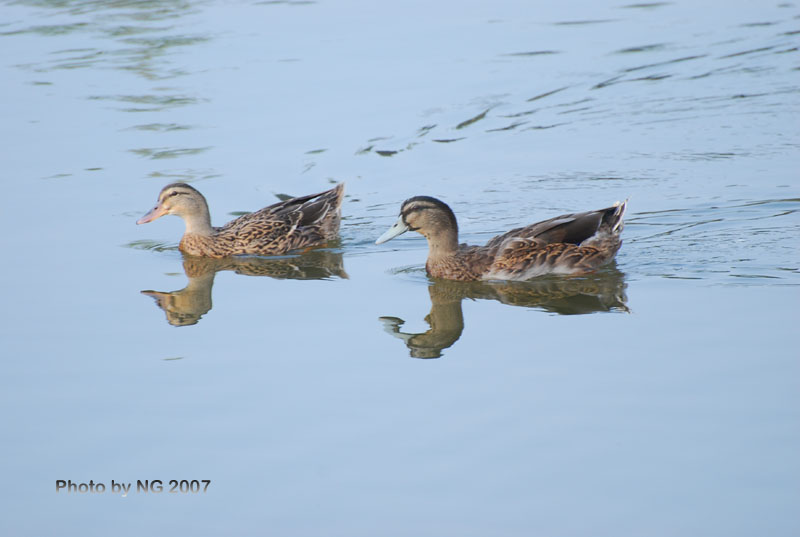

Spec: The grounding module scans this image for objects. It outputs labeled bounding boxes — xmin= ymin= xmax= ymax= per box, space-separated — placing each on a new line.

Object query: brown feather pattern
xmin=380 ymin=196 xmax=627 ymax=281
xmin=139 ymin=182 xmax=344 ymax=258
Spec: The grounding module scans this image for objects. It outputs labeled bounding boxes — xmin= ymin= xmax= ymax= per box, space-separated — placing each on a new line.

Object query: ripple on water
xmin=388 ymin=264 xmax=430 ymax=284
xmin=625 ymin=199 xmax=800 ymax=284
xmin=124 ymin=240 xmax=178 ymax=252
xmin=130 ymin=147 xmax=211 ymax=159
xmin=88 ymin=93 xmax=203 ymax=112
xmin=146 ymin=170 xmax=221 ymax=184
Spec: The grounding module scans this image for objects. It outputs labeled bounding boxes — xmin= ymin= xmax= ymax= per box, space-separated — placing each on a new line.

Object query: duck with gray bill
xmin=375 ymin=195 xmax=627 ymax=281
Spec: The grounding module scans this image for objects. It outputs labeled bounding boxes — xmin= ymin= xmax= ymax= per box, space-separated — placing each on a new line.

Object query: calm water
xmin=1 ymin=1 xmax=798 ymax=535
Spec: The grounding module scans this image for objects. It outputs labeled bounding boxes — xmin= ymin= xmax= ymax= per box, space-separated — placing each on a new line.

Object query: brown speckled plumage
xmin=376 ymin=195 xmax=627 ymax=281
xmin=137 ymin=182 xmax=344 ymax=258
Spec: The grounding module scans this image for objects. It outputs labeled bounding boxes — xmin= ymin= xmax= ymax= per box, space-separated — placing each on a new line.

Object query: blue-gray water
xmin=1 ymin=1 xmax=798 ymax=535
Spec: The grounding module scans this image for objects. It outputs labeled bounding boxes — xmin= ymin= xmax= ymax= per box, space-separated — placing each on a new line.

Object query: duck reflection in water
xmin=142 ymin=250 xmax=347 ymax=326
xmin=380 ymin=265 xmax=628 ymax=358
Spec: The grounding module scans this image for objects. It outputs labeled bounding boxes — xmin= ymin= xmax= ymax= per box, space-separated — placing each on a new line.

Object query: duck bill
xmin=136 ymin=203 xmax=167 ymax=225
xmin=376 ymin=218 xmax=409 ymax=244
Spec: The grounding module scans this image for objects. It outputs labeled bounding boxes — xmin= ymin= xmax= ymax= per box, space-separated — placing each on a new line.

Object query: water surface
xmin=1 ymin=1 xmax=798 ymax=535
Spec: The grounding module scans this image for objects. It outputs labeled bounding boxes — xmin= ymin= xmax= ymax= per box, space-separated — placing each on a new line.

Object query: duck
xmin=137 ymin=182 xmax=345 ymax=258
xmin=375 ymin=195 xmax=627 ymax=281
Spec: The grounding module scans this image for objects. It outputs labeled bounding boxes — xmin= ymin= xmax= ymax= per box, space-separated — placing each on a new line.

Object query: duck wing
xmin=217 ymin=184 xmax=345 ymax=254
xmin=270 ymin=184 xmax=343 ymax=225
xmin=220 ymin=184 xmax=342 ymax=230
xmin=486 ymin=205 xmax=622 ymax=248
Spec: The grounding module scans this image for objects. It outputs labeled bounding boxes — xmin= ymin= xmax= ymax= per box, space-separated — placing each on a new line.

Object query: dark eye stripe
xmin=161 ymin=190 xmax=183 ymax=202
xmin=400 ymin=199 xmax=457 ymax=231
xmin=401 ymin=207 xmax=427 ymax=231
xmin=402 ymin=204 xmax=434 ymax=217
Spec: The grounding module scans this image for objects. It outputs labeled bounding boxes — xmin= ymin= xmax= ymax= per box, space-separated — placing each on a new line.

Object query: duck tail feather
xmin=610 ymin=198 xmax=628 ymax=234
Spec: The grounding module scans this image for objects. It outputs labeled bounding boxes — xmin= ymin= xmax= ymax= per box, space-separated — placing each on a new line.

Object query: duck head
xmin=137 ymin=183 xmax=210 ymax=224
xmin=376 ymin=196 xmax=459 ymax=253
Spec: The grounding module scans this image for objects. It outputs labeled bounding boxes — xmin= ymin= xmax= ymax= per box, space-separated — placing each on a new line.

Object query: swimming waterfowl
xmin=375 ymin=196 xmax=627 ymax=281
xmin=137 ymin=182 xmax=344 ymax=257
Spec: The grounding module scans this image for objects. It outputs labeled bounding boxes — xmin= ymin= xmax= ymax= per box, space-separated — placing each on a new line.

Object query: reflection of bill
xmin=380 ymin=307 xmax=462 ymax=360
xmin=142 ymin=251 xmax=347 ymax=327
xmin=381 ymin=265 xmax=628 ymax=359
